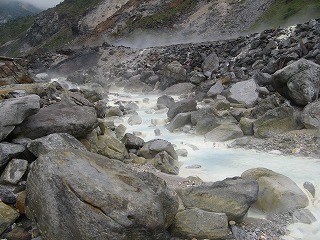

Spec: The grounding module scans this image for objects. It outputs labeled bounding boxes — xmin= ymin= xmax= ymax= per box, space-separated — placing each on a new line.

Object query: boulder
xmin=190 ymin=107 xmax=215 ymax=125
xmin=26 ymin=150 xmax=168 ymax=240
xmin=239 ymin=117 xmax=255 ymax=136
xmin=292 ymin=209 xmax=317 ymax=224
xmin=272 ymin=58 xmax=320 ymax=106
xmin=0 ymin=202 xmax=20 ymax=235
xmin=156 ymin=95 xmax=175 ymax=109
xmin=166 ymin=112 xmax=192 ymax=132
xmin=241 ymin=168 xmax=309 ymax=213
xmin=27 ymin=133 xmax=87 ymax=157
xmin=301 ymin=100 xmax=320 ymax=129
xmin=176 ymin=177 xmax=259 ymax=221
xmin=12 ymin=102 xmax=98 ymax=139
xmin=171 ymin=208 xmax=228 ymax=239
xmin=105 ymin=106 xmax=123 ymax=117
xmin=163 ymin=83 xmax=195 ymax=95
xmin=0 ymin=159 xmax=28 ymax=184
xmin=0 ymin=60 xmax=33 ymax=86
xmin=202 ymin=52 xmax=219 ymax=77
xmin=189 ymin=71 xmax=206 ymax=84
xmin=228 ymin=79 xmax=259 ymax=107
xmin=253 ymin=105 xmax=300 ymax=138
xmin=167 ymin=98 xmax=197 ymax=120
xmin=0 ymin=143 xmax=25 ymax=168
xmin=97 ymin=134 xmax=129 ymax=161
xmin=162 ymin=61 xmax=186 ymax=82
xmin=195 ymin=117 xmax=221 ymax=135
xmin=149 ymin=151 xmax=180 ymax=175
xmin=204 ymin=123 xmax=244 ymax=142
xmin=121 ymin=133 xmax=145 ymax=150
xmin=139 ymin=139 xmax=178 ymax=160
xmin=251 ymin=93 xmax=286 ymax=119
xmin=0 ymin=95 xmax=40 ymax=141
xmin=207 ymin=80 xmax=224 ymax=97
xmin=127 ymin=115 xmax=142 ymax=126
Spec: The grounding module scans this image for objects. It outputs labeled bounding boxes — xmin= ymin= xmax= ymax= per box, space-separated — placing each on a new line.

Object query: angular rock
xmin=253 ymin=105 xmax=299 ymax=138
xmin=0 ymin=202 xmax=20 ymax=235
xmin=272 ymin=58 xmax=320 ymax=106
xmin=167 ymin=98 xmax=197 ymax=120
xmin=149 ymin=151 xmax=180 ymax=175
xmin=204 ymin=123 xmax=244 ymax=142
xmin=139 ymin=139 xmax=178 ymax=160
xmin=241 ymin=168 xmax=309 ymax=213
xmin=127 ymin=114 xmax=142 ymax=126
xmin=228 ymin=79 xmax=259 ymax=107
xmin=163 ymin=83 xmax=195 ymax=95
xmin=26 ymin=150 xmax=168 ymax=240
xmin=195 ymin=117 xmax=220 ymax=135
xmin=239 ymin=117 xmax=255 ymax=136
xmin=0 ymin=187 xmax=16 ymax=204
xmin=189 ymin=71 xmax=206 ymax=84
xmin=166 ymin=112 xmax=192 ymax=132
xmin=97 ymin=134 xmax=129 ymax=161
xmin=301 ymin=100 xmax=320 ymax=129
xmin=303 ymin=181 xmax=316 ymax=197
xmin=162 ymin=61 xmax=186 ymax=82
xmin=207 ymin=80 xmax=224 ymax=97
xmin=190 ymin=107 xmax=215 ymax=125
xmin=0 ymin=95 xmax=40 ymax=141
xmin=171 ymin=208 xmax=228 ymax=239
xmin=157 ymin=95 xmax=175 ymax=109
xmin=1 ymin=159 xmax=28 ymax=184
xmin=28 ymin=133 xmax=87 ymax=157
xmin=176 ymin=177 xmax=259 ymax=221
xmin=202 ymin=52 xmax=219 ymax=77
xmin=12 ymin=102 xmax=98 ymax=139
xmin=0 ymin=143 xmax=25 ymax=168
xmin=293 ymin=209 xmax=317 ymax=224
xmin=105 ymin=106 xmax=123 ymax=117
xmin=121 ymin=133 xmax=145 ymax=150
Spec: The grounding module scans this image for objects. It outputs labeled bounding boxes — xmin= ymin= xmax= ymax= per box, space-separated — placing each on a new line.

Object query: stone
xmin=303 ymin=181 xmax=316 ymax=197
xmin=254 ymin=72 xmax=272 ymax=86
xmin=228 ymin=79 xmax=259 ymax=107
xmin=16 ymin=191 xmax=26 ymax=214
xmin=157 ymin=95 xmax=175 ymax=109
xmin=0 ymin=202 xmax=20 ymax=235
xmin=301 ymin=100 xmax=320 ymax=129
xmin=176 ymin=177 xmax=259 ymax=221
xmin=189 ymin=71 xmax=206 ymax=84
xmin=202 ymin=52 xmax=219 ymax=77
xmin=272 ymin=58 xmax=320 ymax=106
xmin=163 ymin=83 xmax=195 ymax=95
xmin=121 ymin=133 xmax=145 ymax=149
xmin=2 ymin=226 xmax=32 ymax=240
xmin=241 ymin=168 xmax=309 ymax=213
xmin=12 ymin=102 xmax=98 ymax=139
xmin=0 ymin=143 xmax=25 ymax=168
xmin=139 ymin=139 xmax=178 ymax=160
xmin=149 ymin=151 xmax=180 ymax=175
xmin=292 ymin=208 xmax=317 ymax=224
xmin=0 ymin=187 xmax=16 ymax=204
xmin=166 ymin=112 xmax=192 ymax=132
xmin=105 ymin=106 xmax=123 ymax=117
xmin=207 ymin=80 xmax=224 ymax=97
xmin=239 ymin=117 xmax=255 ymax=136
xmin=171 ymin=208 xmax=228 ymax=239
xmin=167 ymin=98 xmax=197 ymax=120
xmin=26 ymin=150 xmax=168 ymax=239
xmin=27 ymin=133 xmax=87 ymax=157
xmin=204 ymin=123 xmax=244 ymax=142
xmin=1 ymin=159 xmax=28 ymax=184
xmin=195 ymin=117 xmax=220 ymax=135
xmin=97 ymin=134 xmax=129 ymax=161
xmin=253 ymin=105 xmax=299 ymax=138
xmin=127 ymin=114 xmax=142 ymax=126
xmin=190 ymin=107 xmax=215 ymax=125
xmin=176 ymin=148 xmax=188 ymax=157
xmin=0 ymin=95 xmax=40 ymax=141
xmin=162 ymin=61 xmax=186 ymax=82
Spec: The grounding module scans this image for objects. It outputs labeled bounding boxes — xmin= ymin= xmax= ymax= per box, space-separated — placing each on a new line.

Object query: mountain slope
xmin=0 ymin=0 xmax=41 ymax=23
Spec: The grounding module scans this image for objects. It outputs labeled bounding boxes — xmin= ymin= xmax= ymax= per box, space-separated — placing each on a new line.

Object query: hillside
xmin=0 ymin=0 xmax=319 ymax=56
xmin=0 ymin=0 xmax=41 ymax=23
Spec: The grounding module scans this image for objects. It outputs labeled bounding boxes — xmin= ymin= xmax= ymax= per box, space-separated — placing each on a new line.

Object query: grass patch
xmin=128 ymin=0 xmax=196 ymax=30
xmin=252 ymin=0 xmax=320 ymax=30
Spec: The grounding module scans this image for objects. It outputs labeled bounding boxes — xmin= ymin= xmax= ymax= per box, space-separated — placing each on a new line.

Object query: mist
xmin=19 ymin=0 xmax=63 ymax=10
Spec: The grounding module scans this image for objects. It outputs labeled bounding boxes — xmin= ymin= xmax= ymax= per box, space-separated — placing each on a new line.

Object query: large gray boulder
xmin=241 ymin=168 xmax=309 ymax=213
xmin=228 ymin=79 xmax=259 ymax=107
xmin=27 ymin=133 xmax=87 ymax=157
xmin=301 ymin=100 xmax=320 ymax=129
xmin=12 ymin=102 xmax=98 ymax=139
xmin=162 ymin=61 xmax=186 ymax=82
xmin=166 ymin=112 xmax=192 ymax=132
xmin=207 ymin=80 xmax=224 ymax=97
xmin=139 ymin=139 xmax=178 ymax=160
xmin=156 ymin=95 xmax=175 ymax=109
xmin=176 ymin=177 xmax=259 ymax=221
xmin=272 ymin=58 xmax=320 ymax=106
xmin=253 ymin=105 xmax=300 ymax=138
xmin=96 ymin=134 xmax=129 ymax=161
xmin=171 ymin=208 xmax=228 ymax=239
xmin=167 ymin=98 xmax=197 ymax=120
xmin=0 ymin=143 xmax=25 ymax=168
xmin=0 ymin=95 xmax=40 ymax=141
xmin=26 ymin=150 xmax=170 ymax=240
xmin=204 ymin=123 xmax=244 ymax=142
xmin=202 ymin=52 xmax=219 ymax=77
xmin=149 ymin=151 xmax=180 ymax=175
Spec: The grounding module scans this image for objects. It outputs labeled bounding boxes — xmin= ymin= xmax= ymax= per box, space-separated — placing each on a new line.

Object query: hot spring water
xmin=109 ymin=92 xmax=320 ymax=240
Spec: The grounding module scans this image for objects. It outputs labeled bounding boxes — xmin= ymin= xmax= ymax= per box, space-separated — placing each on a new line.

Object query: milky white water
xmin=109 ymin=92 xmax=320 ymax=240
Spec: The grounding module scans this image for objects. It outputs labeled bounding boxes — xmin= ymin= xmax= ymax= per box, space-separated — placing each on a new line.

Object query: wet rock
xmin=166 ymin=112 xmax=192 ymax=132
xmin=12 ymin=102 xmax=98 ymax=139
xmin=228 ymin=79 xmax=259 ymax=107
xmin=205 ymin=123 xmax=244 ymax=142
xmin=139 ymin=139 xmax=178 ymax=160
xmin=0 ymin=95 xmax=40 ymax=141
xmin=157 ymin=95 xmax=175 ymax=109
xmin=26 ymin=150 xmax=168 ymax=240
xmin=105 ymin=106 xmax=123 ymax=117
xmin=121 ymin=133 xmax=145 ymax=150
xmin=190 ymin=107 xmax=215 ymax=125
xmin=303 ymin=181 xmax=315 ymax=197
xmin=0 ymin=202 xmax=20 ymax=235
xmin=0 ymin=159 xmax=28 ymax=184
xmin=253 ymin=105 xmax=300 ymax=138
xmin=0 ymin=187 xmax=16 ymax=204
xmin=149 ymin=151 xmax=180 ymax=175
xmin=241 ymin=168 xmax=309 ymax=213
xmin=0 ymin=143 xmax=25 ymax=168
xmin=171 ymin=208 xmax=228 ymax=239
xmin=292 ymin=208 xmax=317 ymax=224
xmin=272 ymin=58 xmax=320 ymax=106
xmin=167 ymin=98 xmax=197 ymax=120
xmin=127 ymin=114 xmax=142 ymax=126
xmin=176 ymin=177 xmax=259 ymax=221
xmin=176 ymin=148 xmax=188 ymax=157
xmin=27 ymin=133 xmax=87 ymax=157
xmin=195 ymin=117 xmax=220 ymax=135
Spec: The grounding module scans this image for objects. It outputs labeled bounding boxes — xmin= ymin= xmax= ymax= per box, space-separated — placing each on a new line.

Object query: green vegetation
xmin=54 ymin=0 xmax=104 ymax=17
xmin=252 ymin=0 xmax=320 ymax=30
xmin=128 ymin=0 xmax=196 ymax=30
xmin=0 ymin=16 xmax=35 ymax=45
